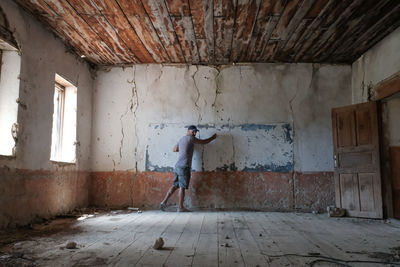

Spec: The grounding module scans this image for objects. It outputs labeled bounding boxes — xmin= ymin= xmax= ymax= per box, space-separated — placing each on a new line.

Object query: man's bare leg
xmin=179 ymin=188 xmax=185 ymax=209
xmin=161 ymin=185 xmax=178 ymax=205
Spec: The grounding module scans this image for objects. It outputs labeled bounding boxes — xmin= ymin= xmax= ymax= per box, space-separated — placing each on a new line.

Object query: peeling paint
xmin=282 ymin=123 xmax=293 ymax=144
xmin=15 ymin=0 xmax=400 ymax=65
xmin=240 ymin=124 xmax=277 ymax=132
xmin=242 ymin=162 xmax=293 ymax=173
xmin=145 ymin=146 xmax=173 ymax=172
xmin=215 ymin=163 xmax=237 ymax=172
xmin=92 ymin=64 xmax=351 ymax=175
xmin=145 ymin=123 xmax=293 ymax=172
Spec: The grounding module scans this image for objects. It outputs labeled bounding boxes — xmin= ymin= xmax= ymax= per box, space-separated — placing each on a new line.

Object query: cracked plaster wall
xmin=0 ymin=0 xmax=93 ymax=171
xmin=352 ymin=27 xmax=400 ymax=104
xmin=0 ymin=0 xmax=93 ymax=227
xmin=92 ymin=63 xmax=351 ymax=173
xmin=351 ymin=27 xmax=400 ymax=218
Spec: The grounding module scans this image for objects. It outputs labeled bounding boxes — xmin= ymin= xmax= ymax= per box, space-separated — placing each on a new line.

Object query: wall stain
xmin=240 ymin=124 xmax=277 ymax=132
xmin=242 ymin=162 xmax=293 ymax=173
xmin=216 ymin=163 xmax=237 ymax=172
xmin=147 ymin=123 xmax=293 ymax=173
xmin=282 ymin=123 xmax=293 ymax=144
xmin=145 ymin=146 xmax=174 ymax=172
xmin=195 ymin=123 xmax=215 ymax=130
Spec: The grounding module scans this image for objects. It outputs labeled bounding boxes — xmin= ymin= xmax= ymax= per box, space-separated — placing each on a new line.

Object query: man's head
xmin=187 ymin=125 xmax=199 ymax=136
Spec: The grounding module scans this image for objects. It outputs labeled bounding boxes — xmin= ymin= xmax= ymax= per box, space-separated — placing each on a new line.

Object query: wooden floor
xmin=3 ymin=211 xmax=400 ymax=266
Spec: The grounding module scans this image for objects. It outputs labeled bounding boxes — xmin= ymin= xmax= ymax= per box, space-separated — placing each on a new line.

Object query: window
xmin=0 ymin=41 xmax=21 ymax=156
xmin=50 ymin=74 xmax=77 ymax=163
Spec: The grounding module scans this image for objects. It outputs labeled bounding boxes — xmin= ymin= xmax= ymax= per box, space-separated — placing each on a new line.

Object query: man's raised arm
xmin=196 ymin=133 xmax=217 ymax=144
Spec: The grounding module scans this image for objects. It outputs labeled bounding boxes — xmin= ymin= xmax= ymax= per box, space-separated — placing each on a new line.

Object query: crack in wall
xmin=211 ymin=66 xmax=222 ymax=123
xmin=118 ymin=115 xmax=127 ymax=162
xmin=211 ymin=66 xmax=221 ymax=108
xmin=115 ymin=66 xmax=140 ymax=207
xmin=132 ymin=65 xmax=139 ymax=154
xmin=189 ymin=65 xmax=205 ymax=169
xmin=359 ymin=56 xmax=375 ymax=102
xmin=361 ymin=55 xmax=366 ymax=101
xmin=231 ymin=133 xmax=236 ymax=170
xmin=154 ymin=64 xmax=164 ymax=86
xmin=131 ymin=65 xmax=139 ymax=207
xmin=118 ymin=74 xmax=136 ymax=164
xmin=191 ymin=65 xmax=202 ymax=123
xmin=287 ymin=65 xmax=305 ymax=209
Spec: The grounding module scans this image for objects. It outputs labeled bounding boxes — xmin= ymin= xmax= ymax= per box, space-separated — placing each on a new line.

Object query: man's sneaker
xmin=177 ymin=207 xmax=191 ymax=212
xmin=160 ymin=202 xmax=166 ymax=211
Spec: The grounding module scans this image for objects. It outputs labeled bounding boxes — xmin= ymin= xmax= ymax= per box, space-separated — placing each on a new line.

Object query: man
xmin=160 ymin=125 xmax=217 ymax=212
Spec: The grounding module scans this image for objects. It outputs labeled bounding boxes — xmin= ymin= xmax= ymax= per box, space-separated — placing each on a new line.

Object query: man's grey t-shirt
xmin=175 ymin=135 xmax=199 ymax=168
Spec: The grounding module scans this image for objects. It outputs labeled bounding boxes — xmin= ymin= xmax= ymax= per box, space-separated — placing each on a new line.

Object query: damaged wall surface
xmin=352 ymin=27 xmax=400 ymax=104
xmin=91 ymin=63 xmax=351 ymax=211
xmin=351 ymin=27 xmax=400 ymax=218
xmin=0 ymin=0 xmax=93 ymax=228
xmin=145 ymin=123 xmax=293 ymax=173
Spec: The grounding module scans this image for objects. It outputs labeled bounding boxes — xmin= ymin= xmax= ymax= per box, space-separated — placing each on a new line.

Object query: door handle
xmin=334 ymin=155 xmax=337 ymax=168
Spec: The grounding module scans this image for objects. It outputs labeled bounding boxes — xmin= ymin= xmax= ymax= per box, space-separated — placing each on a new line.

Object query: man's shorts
xmin=173 ymin=166 xmax=191 ymax=189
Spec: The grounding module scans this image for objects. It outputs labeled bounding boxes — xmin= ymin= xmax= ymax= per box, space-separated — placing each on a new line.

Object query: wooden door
xmin=332 ymin=101 xmax=383 ymax=218
xmin=391 ymin=147 xmax=400 ymax=219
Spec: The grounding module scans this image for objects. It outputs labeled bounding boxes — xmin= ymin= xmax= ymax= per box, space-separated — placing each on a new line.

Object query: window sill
xmin=0 ymin=154 xmax=16 ymax=160
xmin=50 ymin=160 xmax=76 ymax=167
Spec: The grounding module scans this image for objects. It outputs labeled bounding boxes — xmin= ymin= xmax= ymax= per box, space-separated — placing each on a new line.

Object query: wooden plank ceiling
xmin=14 ymin=0 xmax=400 ymax=65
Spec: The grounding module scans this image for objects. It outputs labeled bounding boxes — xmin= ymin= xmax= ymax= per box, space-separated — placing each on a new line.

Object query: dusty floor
xmin=0 ymin=210 xmax=400 ymax=266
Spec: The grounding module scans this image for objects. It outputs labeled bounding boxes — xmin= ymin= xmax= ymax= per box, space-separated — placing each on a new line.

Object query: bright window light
xmin=0 ymin=45 xmax=21 ymax=156
xmin=50 ymin=74 xmax=77 ymax=163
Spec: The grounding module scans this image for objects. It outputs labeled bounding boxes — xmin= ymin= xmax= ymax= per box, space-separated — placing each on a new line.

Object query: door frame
xmin=375 ymin=71 xmax=400 ymax=218
xmin=374 ymin=71 xmax=400 ymax=101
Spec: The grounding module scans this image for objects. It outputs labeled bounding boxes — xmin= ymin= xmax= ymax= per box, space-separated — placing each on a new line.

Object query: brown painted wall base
xmin=0 ymin=169 xmax=89 ymax=228
xmin=0 ymin=169 xmax=334 ymax=228
xmin=89 ymin=171 xmax=334 ymax=212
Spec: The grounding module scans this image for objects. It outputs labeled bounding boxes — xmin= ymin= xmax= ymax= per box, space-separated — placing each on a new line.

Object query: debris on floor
xmin=128 ymin=207 xmax=142 ymax=213
xmin=66 ymin=241 xmax=77 ymax=249
xmin=1 ymin=211 xmax=399 ymax=266
xmin=0 ymin=252 xmax=35 ymax=267
xmin=345 ymin=248 xmax=400 ymax=262
xmin=221 ymin=243 xmax=231 ymax=248
xmin=327 ymin=206 xmax=346 ymax=217
xmin=153 ymin=237 xmax=164 ymax=250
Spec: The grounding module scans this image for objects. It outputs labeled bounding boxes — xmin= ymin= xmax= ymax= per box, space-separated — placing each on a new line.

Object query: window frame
xmin=51 ymin=82 xmax=66 ymax=161
xmin=50 ymin=74 xmax=78 ymax=164
xmin=0 ymin=42 xmax=21 ymax=157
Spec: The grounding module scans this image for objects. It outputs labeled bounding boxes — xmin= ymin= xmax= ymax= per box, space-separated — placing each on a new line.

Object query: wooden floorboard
xmin=3 ymin=211 xmax=400 ymax=267
xmin=134 ymin=212 xmax=189 ymax=266
xmin=246 ymin=212 xmax=302 ymax=266
xmin=164 ymin=212 xmax=205 ymax=267
xmin=231 ymin=212 xmax=271 ymax=266
xmin=112 ymin=212 xmax=177 ymax=266
xmin=217 ymin=212 xmax=246 ymax=267
xmin=192 ymin=212 xmax=219 ymax=266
